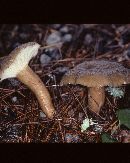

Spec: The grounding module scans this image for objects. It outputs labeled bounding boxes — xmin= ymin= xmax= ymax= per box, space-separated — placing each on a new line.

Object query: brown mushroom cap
xmin=60 ymin=60 xmax=130 ymax=87
xmin=0 ymin=42 xmax=40 ymax=81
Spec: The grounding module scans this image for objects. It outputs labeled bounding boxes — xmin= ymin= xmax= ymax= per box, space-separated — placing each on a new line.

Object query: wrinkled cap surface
xmin=61 ymin=60 xmax=130 ymax=87
xmin=0 ymin=42 xmax=40 ymax=81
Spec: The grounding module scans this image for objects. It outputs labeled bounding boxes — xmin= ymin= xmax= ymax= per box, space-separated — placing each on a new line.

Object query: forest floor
xmin=0 ymin=24 xmax=130 ymax=143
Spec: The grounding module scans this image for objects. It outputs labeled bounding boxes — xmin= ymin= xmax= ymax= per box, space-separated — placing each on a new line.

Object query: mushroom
xmin=60 ymin=60 xmax=130 ymax=113
xmin=0 ymin=42 xmax=55 ymax=119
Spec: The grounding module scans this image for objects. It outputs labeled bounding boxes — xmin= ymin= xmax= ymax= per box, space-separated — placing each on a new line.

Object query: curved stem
xmin=17 ymin=66 xmax=55 ymax=119
xmin=88 ymin=87 xmax=105 ymax=113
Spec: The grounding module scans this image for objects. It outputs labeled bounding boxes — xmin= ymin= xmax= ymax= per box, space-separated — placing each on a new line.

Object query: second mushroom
xmin=60 ymin=60 xmax=130 ymax=114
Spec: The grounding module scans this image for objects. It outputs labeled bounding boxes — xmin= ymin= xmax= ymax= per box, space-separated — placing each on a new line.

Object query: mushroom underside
xmin=61 ymin=74 xmax=129 ymax=87
xmin=60 ymin=73 xmax=130 ymax=113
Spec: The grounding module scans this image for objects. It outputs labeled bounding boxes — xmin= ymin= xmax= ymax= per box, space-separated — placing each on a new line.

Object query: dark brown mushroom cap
xmin=60 ymin=60 xmax=130 ymax=87
xmin=0 ymin=42 xmax=40 ymax=81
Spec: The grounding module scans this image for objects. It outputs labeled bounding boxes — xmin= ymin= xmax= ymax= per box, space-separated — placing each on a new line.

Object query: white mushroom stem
xmin=17 ymin=66 xmax=55 ymax=119
xmin=88 ymin=87 xmax=105 ymax=113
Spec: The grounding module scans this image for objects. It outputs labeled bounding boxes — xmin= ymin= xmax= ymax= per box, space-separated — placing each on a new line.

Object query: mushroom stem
xmin=17 ymin=66 xmax=55 ymax=119
xmin=88 ymin=87 xmax=105 ymax=113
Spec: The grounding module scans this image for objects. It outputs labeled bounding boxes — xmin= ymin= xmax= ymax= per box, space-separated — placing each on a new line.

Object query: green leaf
xmin=101 ymin=133 xmax=117 ymax=143
xmin=116 ymin=109 xmax=130 ymax=129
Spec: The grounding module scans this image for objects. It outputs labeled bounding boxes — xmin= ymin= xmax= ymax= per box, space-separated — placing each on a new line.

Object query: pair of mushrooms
xmin=0 ymin=42 xmax=130 ymax=119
